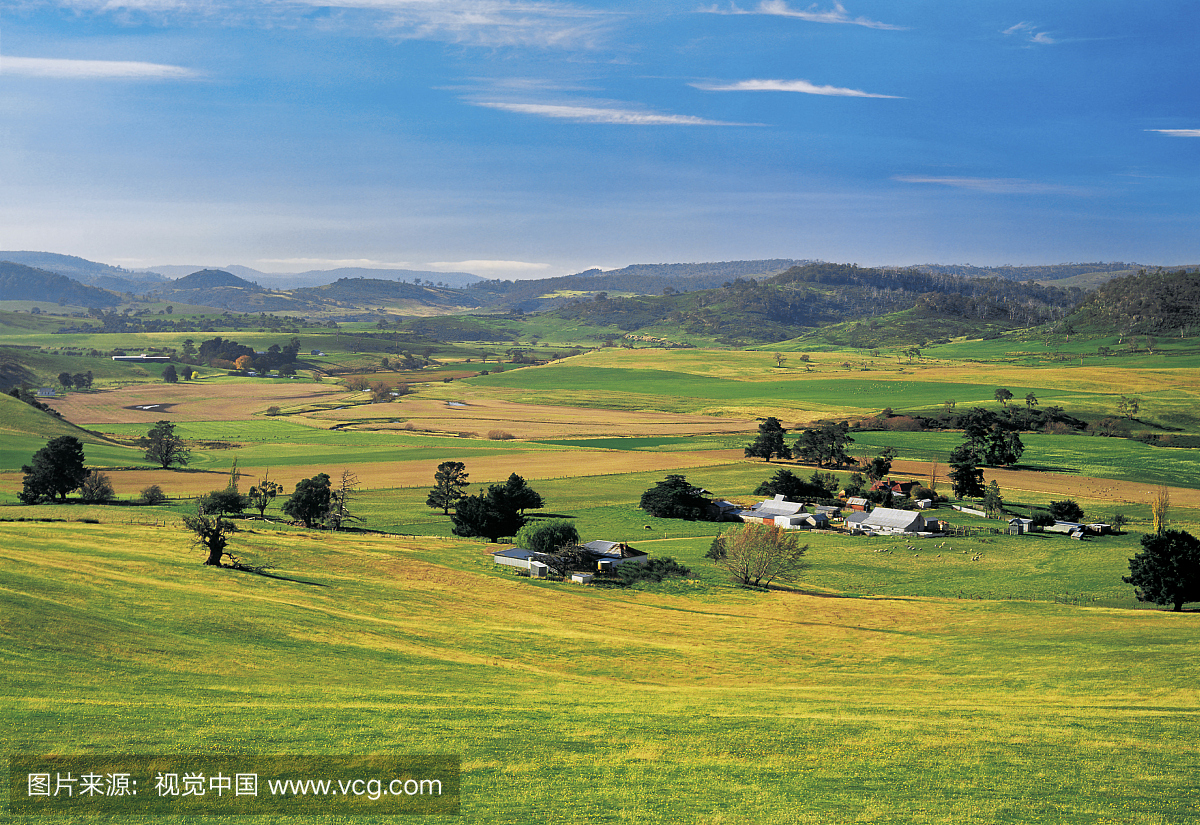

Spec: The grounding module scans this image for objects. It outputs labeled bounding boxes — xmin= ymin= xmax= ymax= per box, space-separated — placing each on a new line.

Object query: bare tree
xmin=710 ymin=524 xmax=808 ymax=587
xmin=328 ymin=469 xmax=362 ymax=530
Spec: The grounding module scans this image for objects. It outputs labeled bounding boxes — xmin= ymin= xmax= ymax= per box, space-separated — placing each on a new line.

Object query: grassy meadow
xmin=3 ymin=520 xmax=1199 ymax=824
xmin=3 ymin=322 xmax=1200 ymax=823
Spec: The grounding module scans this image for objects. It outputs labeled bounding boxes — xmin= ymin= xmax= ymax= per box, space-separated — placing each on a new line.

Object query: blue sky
xmin=1 ymin=1 xmax=1197 ymax=279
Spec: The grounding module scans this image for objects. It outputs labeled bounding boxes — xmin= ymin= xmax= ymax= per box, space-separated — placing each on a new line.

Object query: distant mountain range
xmin=144 ymin=263 xmax=484 ymax=290
xmin=4 ymin=251 xmax=1194 ymax=342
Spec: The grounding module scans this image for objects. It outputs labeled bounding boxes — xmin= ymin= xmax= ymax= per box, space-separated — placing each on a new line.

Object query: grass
xmin=2 ymin=519 xmax=1198 ymax=824
xmin=5 ymin=329 xmax=1200 ymax=821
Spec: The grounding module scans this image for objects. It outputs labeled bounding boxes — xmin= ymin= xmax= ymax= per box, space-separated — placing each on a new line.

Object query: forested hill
xmin=468 ymin=260 xmax=808 ymax=310
xmin=0 ymin=261 xmax=121 ymax=308
xmin=545 ymin=263 xmax=1085 ymax=343
xmin=291 ymin=278 xmax=484 ymax=310
xmin=910 ymin=262 xmax=1144 ymax=281
xmin=1068 ymin=268 xmax=1200 ymax=334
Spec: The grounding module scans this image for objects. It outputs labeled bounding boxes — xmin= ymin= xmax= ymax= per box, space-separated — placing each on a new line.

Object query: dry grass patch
xmin=308 ymin=397 xmax=758 ymax=439
xmin=0 ymin=450 xmax=741 ymax=497
xmin=890 ymin=458 xmax=1200 ymax=508
xmin=46 ymin=381 xmax=353 ymax=424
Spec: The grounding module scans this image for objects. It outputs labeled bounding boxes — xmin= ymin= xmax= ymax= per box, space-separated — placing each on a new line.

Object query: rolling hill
xmin=0 ymin=261 xmax=121 ymax=309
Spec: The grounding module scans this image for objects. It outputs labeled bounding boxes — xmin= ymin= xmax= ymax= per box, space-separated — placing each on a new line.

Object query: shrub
xmin=198 ymin=488 xmax=248 ymax=516
xmin=139 ymin=485 xmax=168 ymax=505
xmin=515 ymin=520 xmax=579 ymax=555
xmin=488 ymin=430 xmax=515 ymax=440
xmin=1049 ymin=499 xmax=1084 ymax=522
xmin=614 ymin=557 xmax=691 ymax=585
xmin=265 ymin=406 xmax=281 ymax=416
xmin=79 ymin=472 xmax=115 ymax=503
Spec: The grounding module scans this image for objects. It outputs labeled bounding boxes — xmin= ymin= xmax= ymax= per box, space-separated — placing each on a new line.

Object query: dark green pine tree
xmin=20 ymin=436 xmax=89 ymax=503
xmin=745 ymin=417 xmax=791 ymax=462
xmin=1124 ymin=529 xmax=1200 ymax=612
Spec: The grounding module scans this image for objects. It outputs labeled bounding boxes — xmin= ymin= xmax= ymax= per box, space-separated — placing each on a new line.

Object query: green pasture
xmin=2 ymin=520 xmax=1198 ymax=824
xmin=468 ymin=363 xmax=1080 ymax=418
xmin=851 ymin=430 xmax=1200 ymax=490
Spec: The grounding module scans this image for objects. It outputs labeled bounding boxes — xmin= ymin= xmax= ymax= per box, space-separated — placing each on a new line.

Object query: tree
xmin=283 ymin=473 xmax=332 ymax=528
xmin=198 ymin=488 xmax=247 ymax=516
xmin=235 ymin=355 xmax=254 ymax=371
xmin=369 ymin=381 xmax=392 ymax=402
xmin=163 ymin=364 xmax=178 ymax=383
xmin=20 ymin=436 xmax=89 ymax=503
xmin=862 ymin=446 xmax=896 ymax=482
xmin=754 ymin=469 xmax=819 ymax=501
xmin=426 ymin=461 xmax=470 ymax=514
xmin=247 ymin=471 xmax=282 ymax=518
xmin=58 ymin=372 xmax=74 ymax=389
xmin=500 ymin=473 xmax=543 ymax=516
xmin=639 ymin=474 xmax=714 ymax=521
xmin=710 ymin=524 xmax=808 ymax=587
xmin=793 ymin=422 xmax=854 ymax=468
xmin=1049 ymin=499 xmax=1084 ymax=522
xmin=183 ymin=507 xmax=238 ymax=566
xmin=79 ymin=471 xmax=115 ymax=503
xmin=1151 ymin=485 xmax=1170 ymax=535
xmin=1025 ymin=392 xmax=1039 ymax=409
xmin=515 ymin=520 xmax=580 ymax=555
xmin=982 ymin=480 xmax=1003 ymax=518
xmin=72 ymin=371 xmax=93 ymax=390
xmin=744 ymin=417 xmax=791 ymax=462
xmin=948 ymin=443 xmax=985 ymax=499
xmin=143 ymin=420 xmax=190 ymax=469
xmin=139 ymin=484 xmax=168 ymax=505
xmin=328 ymin=469 xmax=361 ymax=530
xmin=1118 ymin=395 xmax=1140 ymax=419
xmin=180 ymin=365 xmax=196 ymax=381
xmin=994 ymin=388 xmax=1013 ymax=407
xmin=983 ymin=427 xmax=1024 ymax=466
xmin=450 ymin=484 xmax=526 ymax=542
xmin=1123 ymin=529 xmax=1200 ymax=611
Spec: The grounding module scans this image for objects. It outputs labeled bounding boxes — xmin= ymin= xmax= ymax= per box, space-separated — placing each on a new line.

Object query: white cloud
xmin=428 ymin=260 xmax=551 ymax=272
xmin=692 ymin=78 xmax=901 ymax=98
xmin=893 ymin=176 xmax=1084 ymax=195
xmin=257 ymin=257 xmax=414 ymax=268
xmin=51 ymin=0 xmax=616 ymax=49
xmin=0 ymin=55 xmax=200 ymax=80
xmin=472 ymin=100 xmax=755 ymax=125
xmin=1003 ymin=21 xmax=1056 ymax=45
xmin=701 ymin=1 xmax=905 ymax=31
xmin=1146 ymin=129 xmax=1200 ymax=137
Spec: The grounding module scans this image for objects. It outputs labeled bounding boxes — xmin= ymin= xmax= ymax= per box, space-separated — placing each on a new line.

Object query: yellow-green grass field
xmin=2 ymin=520 xmax=1198 ymax=824
xmin=5 ymin=341 xmax=1200 ymax=822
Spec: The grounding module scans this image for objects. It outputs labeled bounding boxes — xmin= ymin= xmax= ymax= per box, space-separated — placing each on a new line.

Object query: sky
xmin=0 ymin=1 xmax=1197 ymax=279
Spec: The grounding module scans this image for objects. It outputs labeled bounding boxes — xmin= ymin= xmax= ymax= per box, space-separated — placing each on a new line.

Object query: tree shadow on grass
xmin=224 ymin=560 xmax=328 ymax=587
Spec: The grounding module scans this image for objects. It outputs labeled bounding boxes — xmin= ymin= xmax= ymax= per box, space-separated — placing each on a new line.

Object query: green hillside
xmin=2 ymin=519 xmax=1197 ymax=823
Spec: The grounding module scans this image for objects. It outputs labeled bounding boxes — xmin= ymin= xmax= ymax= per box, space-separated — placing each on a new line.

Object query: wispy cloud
xmin=49 ymin=0 xmax=617 ymax=49
xmin=692 ymin=78 xmax=902 ymax=98
xmin=0 ymin=55 xmax=200 ymax=80
xmin=1146 ymin=129 xmax=1200 ymax=137
xmin=428 ymin=260 xmax=552 ymax=272
xmin=257 ymin=257 xmax=414 ymax=269
xmin=471 ymin=99 xmax=755 ymax=125
xmin=1003 ymin=21 xmax=1057 ymax=45
xmin=894 ymin=176 xmax=1084 ymax=195
xmin=701 ymin=1 xmax=905 ymax=31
